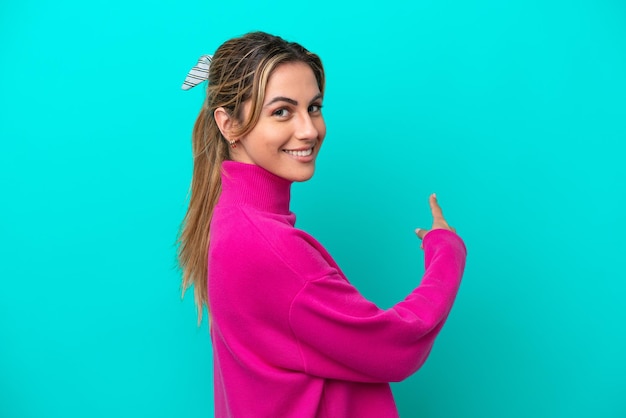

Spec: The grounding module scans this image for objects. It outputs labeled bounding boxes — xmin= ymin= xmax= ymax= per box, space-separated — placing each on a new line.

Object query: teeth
xmin=284 ymin=148 xmax=313 ymax=157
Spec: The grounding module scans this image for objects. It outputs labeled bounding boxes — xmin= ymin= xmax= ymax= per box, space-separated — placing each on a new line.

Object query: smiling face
xmin=226 ymin=62 xmax=326 ymax=182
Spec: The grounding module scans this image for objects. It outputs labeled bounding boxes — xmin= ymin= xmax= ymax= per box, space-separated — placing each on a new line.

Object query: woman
xmin=178 ymin=31 xmax=466 ymax=418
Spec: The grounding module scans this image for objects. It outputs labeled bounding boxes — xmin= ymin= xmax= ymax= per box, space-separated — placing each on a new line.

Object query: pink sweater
xmin=208 ymin=161 xmax=467 ymax=418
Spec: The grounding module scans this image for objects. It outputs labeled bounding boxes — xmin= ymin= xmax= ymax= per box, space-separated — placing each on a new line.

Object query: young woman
xmin=178 ymin=31 xmax=466 ymax=418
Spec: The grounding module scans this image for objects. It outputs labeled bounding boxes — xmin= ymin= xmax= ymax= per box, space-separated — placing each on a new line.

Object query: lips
xmin=282 ymin=147 xmax=313 ymax=157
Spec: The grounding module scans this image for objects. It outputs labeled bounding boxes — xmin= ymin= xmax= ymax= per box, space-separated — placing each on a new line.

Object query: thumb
xmin=415 ymin=228 xmax=428 ymax=240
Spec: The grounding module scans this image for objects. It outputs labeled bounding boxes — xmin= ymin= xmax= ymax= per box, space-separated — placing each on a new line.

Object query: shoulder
xmin=211 ymin=205 xmax=337 ymax=282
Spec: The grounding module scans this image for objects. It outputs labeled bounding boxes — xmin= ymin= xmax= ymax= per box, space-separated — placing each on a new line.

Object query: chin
xmin=294 ymin=173 xmax=315 ymax=182
xmin=286 ymin=167 xmax=316 ymax=182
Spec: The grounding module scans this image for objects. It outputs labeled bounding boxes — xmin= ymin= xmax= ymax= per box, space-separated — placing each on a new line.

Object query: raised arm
xmin=288 ymin=195 xmax=466 ymax=383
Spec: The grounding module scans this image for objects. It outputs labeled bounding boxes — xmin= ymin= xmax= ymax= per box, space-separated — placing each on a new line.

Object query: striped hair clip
xmin=181 ymin=55 xmax=213 ymax=91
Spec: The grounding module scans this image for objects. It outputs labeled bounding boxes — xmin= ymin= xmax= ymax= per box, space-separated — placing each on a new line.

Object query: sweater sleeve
xmin=288 ymin=229 xmax=466 ymax=383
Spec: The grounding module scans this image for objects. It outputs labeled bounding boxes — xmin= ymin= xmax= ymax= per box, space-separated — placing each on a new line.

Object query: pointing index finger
xmin=430 ymin=193 xmax=444 ymax=220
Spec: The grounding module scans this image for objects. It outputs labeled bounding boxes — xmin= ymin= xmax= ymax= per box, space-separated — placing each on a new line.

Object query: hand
xmin=415 ymin=193 xmax=456 ymax=245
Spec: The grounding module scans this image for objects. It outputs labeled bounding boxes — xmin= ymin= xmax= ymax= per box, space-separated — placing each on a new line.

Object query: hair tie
xmin=181 ymin=55 xmax=213 ymax=90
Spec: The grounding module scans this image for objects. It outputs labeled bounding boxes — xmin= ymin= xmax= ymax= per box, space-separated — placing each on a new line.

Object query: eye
xmin=309 ymin=103 xmax=323 ymax=114
xmin=272 ymin=108 xmax=290 ymax=118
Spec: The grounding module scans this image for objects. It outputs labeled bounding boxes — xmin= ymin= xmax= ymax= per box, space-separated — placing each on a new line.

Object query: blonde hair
xmin=177 ymin=31 xmax=325 ymax=322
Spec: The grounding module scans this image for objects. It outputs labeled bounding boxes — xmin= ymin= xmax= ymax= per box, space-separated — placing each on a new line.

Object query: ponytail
xmin=177 ymin=106 xmax=229 ymax=323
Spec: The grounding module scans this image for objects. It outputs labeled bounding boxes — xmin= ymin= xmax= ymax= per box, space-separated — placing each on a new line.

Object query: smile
xmin=283 ymin=147 xmax=313 ymax=157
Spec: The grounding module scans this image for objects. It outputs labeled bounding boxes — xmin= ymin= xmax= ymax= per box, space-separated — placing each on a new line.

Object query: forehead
xmin=264 ymin=62 xmax=320 ymax=98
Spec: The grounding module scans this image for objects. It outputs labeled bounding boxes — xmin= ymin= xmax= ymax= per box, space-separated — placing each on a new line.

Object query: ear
xmin=214 ymin=107 xmax=236 ymax=140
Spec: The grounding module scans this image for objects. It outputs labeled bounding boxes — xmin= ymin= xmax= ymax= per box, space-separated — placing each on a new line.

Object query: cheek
xmin=264 ymin=134 xmax=286 ymax=154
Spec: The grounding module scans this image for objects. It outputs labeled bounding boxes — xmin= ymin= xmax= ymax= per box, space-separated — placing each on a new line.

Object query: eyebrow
xmin=264 ymin=93 xmax=323 ymax=107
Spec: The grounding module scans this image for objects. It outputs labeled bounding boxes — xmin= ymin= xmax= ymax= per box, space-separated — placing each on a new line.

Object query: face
xmin=230 ymin=62 xmax=326 ymax=182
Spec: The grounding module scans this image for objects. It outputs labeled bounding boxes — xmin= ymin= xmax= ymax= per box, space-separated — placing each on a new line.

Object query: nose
xmin=295 ymin=112 xmax=319 ymax=141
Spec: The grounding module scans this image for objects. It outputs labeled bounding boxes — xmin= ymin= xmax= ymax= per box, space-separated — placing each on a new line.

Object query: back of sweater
xmin=208 ymin=162 xmax=467 ymax=418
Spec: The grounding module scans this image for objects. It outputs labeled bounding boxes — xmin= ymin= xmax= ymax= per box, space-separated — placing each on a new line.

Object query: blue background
xmin=1 ymin=0 xmax=625 ymax=417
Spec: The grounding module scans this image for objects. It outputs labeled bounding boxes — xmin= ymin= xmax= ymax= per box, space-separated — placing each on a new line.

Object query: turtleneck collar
xmin=219 ymin=161 xmax=293 ymax=215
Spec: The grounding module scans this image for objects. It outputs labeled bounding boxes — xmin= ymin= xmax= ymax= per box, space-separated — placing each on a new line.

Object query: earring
xmin=228 ymin=139 xmax=237 ymax=149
